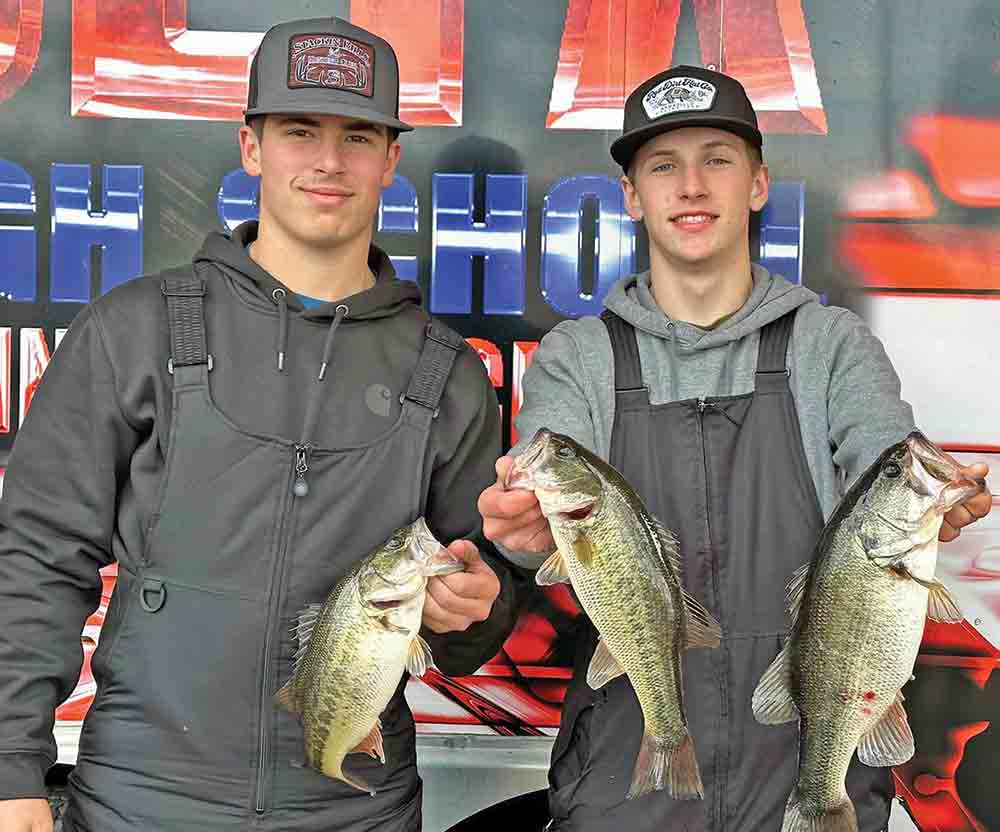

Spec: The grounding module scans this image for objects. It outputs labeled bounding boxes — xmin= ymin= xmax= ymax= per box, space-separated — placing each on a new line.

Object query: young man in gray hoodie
xmin=0 ymin=17 xmax=517 ymax=832
xmin=479 ymin=66 xmax=992 ymax=831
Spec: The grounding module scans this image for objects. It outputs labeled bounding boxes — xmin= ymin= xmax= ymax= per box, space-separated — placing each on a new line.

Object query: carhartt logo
xmin=365 ymin=384 xmax=393 ymax=418
xmin=643 ymin=76 xmax=717 ymax=119
xmin=288 ymin=33 xmax=375 ymax=97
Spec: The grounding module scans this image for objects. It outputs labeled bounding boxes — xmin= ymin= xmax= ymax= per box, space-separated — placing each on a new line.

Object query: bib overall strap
xmin=161 ymin=274 xmax=213 ymax=380
xmin=401 ymin=320 xmax=466 ymax=418
xmin=754 ymin=310 xmax=796 ymax=394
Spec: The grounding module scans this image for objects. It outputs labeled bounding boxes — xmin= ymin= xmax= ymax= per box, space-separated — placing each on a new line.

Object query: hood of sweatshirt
xmin=195 ymin=221 xmax=421 ymax=322
xmin=603 ymin=263 xmax=818 ymax=352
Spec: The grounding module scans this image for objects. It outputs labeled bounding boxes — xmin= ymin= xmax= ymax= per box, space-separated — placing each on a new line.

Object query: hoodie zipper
xmin=254 ymin=444 xmax=309 ymax=814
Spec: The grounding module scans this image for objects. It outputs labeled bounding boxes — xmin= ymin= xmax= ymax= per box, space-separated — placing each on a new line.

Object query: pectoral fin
xmin=406 ymin=633 xmax=434 ymax=677
xmin=857 ymin=692 xmax=914 ymax=767
xmin=536 ymin=549 xmax=572 ymax=586
xmin=587 ymin=639 xmax=626 ymax=689
xmin=893 ymin=565 xmax=964 ymax=623
xmin=751 ymin=642 xmax=799 ymax=725
xmin=350 ymin=719 xmax=386 ymax=765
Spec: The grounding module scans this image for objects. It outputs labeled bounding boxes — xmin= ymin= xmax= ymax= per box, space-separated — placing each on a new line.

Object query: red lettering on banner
xmin=17 ymin=328 xmax=64 ymax=427
xmin=19 ymin=327 xmax=49 ymax=426
xmin=71 ymin=0 xmax=463 ymax=124
xmin=0 ymin=0 xmax=43 ymax=103
xmin=546 ymin=0 xmax=827 ymax=135
xmin=351 ymin=0 xmax=463 ymax=126
xmin=510 ymin=341 xmax=539 ymax=447
xmin=467 ymin=338 xmax=503 ymax=387
xmin=467 ymin=337 xmax=504 ymax=427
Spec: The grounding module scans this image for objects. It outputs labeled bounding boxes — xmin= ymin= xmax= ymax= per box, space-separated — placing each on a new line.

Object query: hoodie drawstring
xmin=294 ymin=305 xmax=350 ymax=482
xmin=317 ymin=304 xmax=348 ymax=382
xmin=273 ymin=288 xmax=288 ymax=372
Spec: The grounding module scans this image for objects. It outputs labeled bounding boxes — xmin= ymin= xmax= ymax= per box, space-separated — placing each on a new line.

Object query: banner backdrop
xmin=1 ymin=2 xmax=997 ymax=829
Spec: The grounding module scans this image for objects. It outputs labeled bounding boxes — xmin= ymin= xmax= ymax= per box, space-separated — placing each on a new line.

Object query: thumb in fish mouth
xmin=937 ymin=476 xmax=986 ymax=513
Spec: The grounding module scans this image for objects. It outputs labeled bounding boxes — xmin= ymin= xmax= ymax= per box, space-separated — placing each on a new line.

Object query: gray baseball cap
xmin=245 ymin=17 xmax=413 ymax=133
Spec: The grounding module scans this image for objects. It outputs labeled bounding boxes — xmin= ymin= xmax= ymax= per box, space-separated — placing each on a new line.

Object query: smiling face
xmin=621 ymin=126 xmax=769 ymax=276
xmin=238 ymin=112 xmax=401 ymax=255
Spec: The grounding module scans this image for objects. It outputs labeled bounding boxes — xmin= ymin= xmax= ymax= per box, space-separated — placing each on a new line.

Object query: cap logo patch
xmin=642 ymin=76 xmax=717 ymax=119
xmin=288 ymin=34 xmax=375 ymax=98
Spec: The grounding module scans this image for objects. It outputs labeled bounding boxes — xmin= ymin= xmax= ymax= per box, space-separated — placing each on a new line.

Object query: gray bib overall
xmin=65 ymin=274 xmax=464 ymax=831
xmin=546 ymin=310 xmax=893 ymax=831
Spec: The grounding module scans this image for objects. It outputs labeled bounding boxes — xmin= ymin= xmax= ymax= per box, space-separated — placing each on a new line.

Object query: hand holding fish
xmin=939 ymin=461 xmax=992 ymax=542
xmin=421 ymin=540 xmax=501 ymax=634
xmin=477 ymin=455 xmax=557 ymax=554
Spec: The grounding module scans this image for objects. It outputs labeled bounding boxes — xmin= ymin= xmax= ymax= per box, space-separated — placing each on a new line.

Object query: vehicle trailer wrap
xmin=1 ymin=2 xmax=998 ymax=830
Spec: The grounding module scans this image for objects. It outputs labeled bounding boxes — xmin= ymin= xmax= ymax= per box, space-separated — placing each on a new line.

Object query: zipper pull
xmin=698 ymin=397 xmax=708 ymax=413
xmin=292 ymin=444 xmax=311 ymax=497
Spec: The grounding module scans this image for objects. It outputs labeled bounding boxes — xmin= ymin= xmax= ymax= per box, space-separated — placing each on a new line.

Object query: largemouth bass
xmin=752 ymin=431 xmax=986 ymax=832
xmin=275 ymin=517 xmax=461 ymax=794
xmin=507 ymin=428 xmax=722 ymax=799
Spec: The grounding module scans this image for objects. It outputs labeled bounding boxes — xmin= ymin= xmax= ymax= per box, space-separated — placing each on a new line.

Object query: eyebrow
xmin=273 ymin=117 xmax=382 ymax=135
xmin=645 ymin=140 xmax=742 ymax=161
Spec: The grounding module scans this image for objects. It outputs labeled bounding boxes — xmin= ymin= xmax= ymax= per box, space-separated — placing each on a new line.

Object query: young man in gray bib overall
xmin=479 ymin=66 xmax=992 ymax=831
xmin=0 ymin=17 xmax=517 ymax=832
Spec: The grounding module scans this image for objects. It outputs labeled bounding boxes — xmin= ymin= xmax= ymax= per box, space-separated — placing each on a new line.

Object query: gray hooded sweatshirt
xmin=504 ymin=263 xmax=917 ymax=567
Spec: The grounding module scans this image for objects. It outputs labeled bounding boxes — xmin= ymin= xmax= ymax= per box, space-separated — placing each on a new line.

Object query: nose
xmin=313 ymin=137 xmax=346 ymax=175
xmin=679 ymin=164 xmax=708 ymax=200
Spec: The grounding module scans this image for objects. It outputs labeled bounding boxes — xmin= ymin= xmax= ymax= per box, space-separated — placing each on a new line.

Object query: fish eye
xmin=557 ymin=446 xmax=575 ymax=459
xmin=387 ymin=534 xmax=405 ymax=549
xmin=884 ymin=462 xmax=902 ymax=479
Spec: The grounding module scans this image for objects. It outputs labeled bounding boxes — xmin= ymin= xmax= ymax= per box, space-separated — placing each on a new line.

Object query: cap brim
xmin=244 ymin=99 xmax=413 ymax=133
xmin=611 ymin=116 xmax=762 ymax=169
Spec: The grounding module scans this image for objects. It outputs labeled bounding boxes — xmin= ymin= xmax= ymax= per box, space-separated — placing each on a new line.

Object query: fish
xmin=506 ymin=428 xmax=722 ymax=799
xmin=275 ymin=517 xmax=462 ymax=794
xmin=752 ymin=430 xmax=986 ymax=832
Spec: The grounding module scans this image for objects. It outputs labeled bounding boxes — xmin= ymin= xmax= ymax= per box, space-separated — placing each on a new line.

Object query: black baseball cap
xmin=610 ymin=65 xmax=762 ymax=169
xmin=245 ymin=17 xmax=413 ymax=133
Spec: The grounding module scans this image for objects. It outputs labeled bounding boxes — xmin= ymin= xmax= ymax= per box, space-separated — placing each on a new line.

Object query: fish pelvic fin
xmin=857 ymin=691 xmax=915 ymax=767
xmin=752 ymin=642 xmax=799 ymax=725
xmin=681 ymin=591 xmax=722 ymax=650
xmin=536 ymin=549 xmax=572 ymax=586
xmin=781 ymin=791 xmax=858 ymax=832
xmin=406 ymin=633 xmax=434 ymax=677
xmin=274 ymin=680 xmax=299 ymax=715
xmin=627 ymin=731 xmax=703 ymax=801
xmin=587 ymin=639 xmax=626 ymax=689
xmin=350 ymin=719 xmax=386 ymax=765
xmin=926 ymin=579 xmax=963 ymax=623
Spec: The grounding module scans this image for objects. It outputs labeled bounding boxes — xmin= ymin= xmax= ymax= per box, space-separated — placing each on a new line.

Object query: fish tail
xmin=627 ymin=731 xmax=703 ymax=800
xmin=781 ymin=791 xmax=858 ymax=832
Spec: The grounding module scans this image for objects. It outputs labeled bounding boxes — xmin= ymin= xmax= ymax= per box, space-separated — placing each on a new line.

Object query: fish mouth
xmin=905 ymin=432 xmax=985 ymax=511
xmin=409 ymin=517 xmax=463 ymax=577
xmin=506 ymin=429 xmax=552 ymax=490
